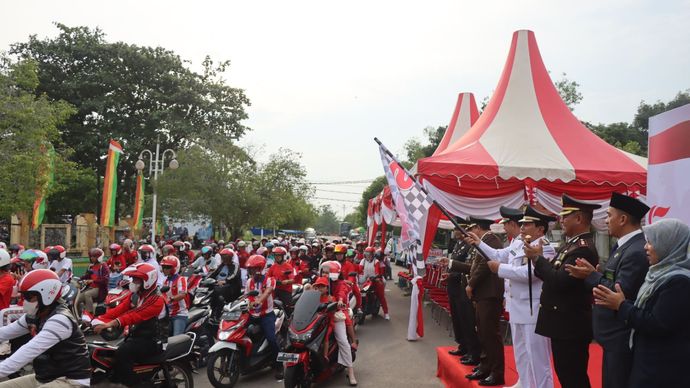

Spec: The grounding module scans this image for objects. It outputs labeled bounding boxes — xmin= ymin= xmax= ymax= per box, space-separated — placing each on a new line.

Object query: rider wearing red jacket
xmin=93 ymin=263 xmax=167 ymax=387
xmin=359 ymin=246 xmax=390 ymax=320
xmin=334 ymin=244 xmax=362 ymax=313
xmin=265 ymin=247 xmax=294 ymax=309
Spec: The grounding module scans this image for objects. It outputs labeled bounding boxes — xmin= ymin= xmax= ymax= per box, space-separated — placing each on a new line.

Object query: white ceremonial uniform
xmin=479 ymin=236 xmax=556 ymax=388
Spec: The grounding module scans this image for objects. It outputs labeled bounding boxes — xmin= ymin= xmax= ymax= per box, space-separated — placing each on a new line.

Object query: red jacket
xmin=288 ymin=258 xmax=310 ymax=285
xmin=339 ymin=260 xmax=361 ymax=281
xmin=122 ymin=250 xmax=139 ymax=266
xmin=106 ymin=254 xmax=127 ymax=271
xmin=238 ymin=251 xmax=250 ymax=269
xmin=186 ymin=250 xmax=196 ymax=265
xmin=98 ymin=290 xmax=165 ymax=327
xmin=266 ymin=261 xmax=294 ymax=293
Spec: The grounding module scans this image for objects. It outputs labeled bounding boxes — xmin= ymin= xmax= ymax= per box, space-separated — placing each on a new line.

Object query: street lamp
xmin=136 ymin=137 xmax=179 ymax=244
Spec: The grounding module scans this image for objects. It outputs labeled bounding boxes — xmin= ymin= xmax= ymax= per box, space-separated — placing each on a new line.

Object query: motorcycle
xmin=358 ymin=275 xmax=383 ymax=324
xmin=280 ymin=289 xmax=354 ymax=388
xmin=80 ymin=279 xmax=132 ymax=341
xmin=205 ymin=291 xmax=286 ymax=388
xmin=88 ymin=332 xmax=196 ymax=387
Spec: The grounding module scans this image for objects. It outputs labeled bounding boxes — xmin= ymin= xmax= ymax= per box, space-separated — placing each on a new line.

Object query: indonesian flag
xmin=377 ymin=143 xmax=442 ymax=262
xmin=647 ymin=103 xmax=690 ymax=225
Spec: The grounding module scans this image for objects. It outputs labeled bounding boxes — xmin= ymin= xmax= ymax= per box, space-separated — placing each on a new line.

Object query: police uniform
xmin=447 ymin=233 xmax=476 ymax=356
xmin=584 ymin=193 xmax=650 ymax=388
xmin=479 ymin=205 xmax=557 ymax=388
xmin=533 ymin=195 xmax=600 ymax=388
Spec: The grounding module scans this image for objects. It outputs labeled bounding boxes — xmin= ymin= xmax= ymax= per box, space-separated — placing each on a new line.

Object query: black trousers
xmin=446 ymin=275 xmax=464 ymax=347
xmin=475 ymin=299 xmax=504 ymax=379
xmin=457 ymin=281 xmax=481 ymax=358
xmin=602 ymin=346 xmax=633 ymax=388
xmin=113 ymin=337 xmax=161 ymax=386
xmin=551 ymin=338 xmax=591 ymax=388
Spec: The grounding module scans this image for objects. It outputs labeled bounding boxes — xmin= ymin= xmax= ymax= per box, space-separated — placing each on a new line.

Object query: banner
xmin=133 ymin=170 xmax=145 ymax=230
xmin=31 ymin=144 xmax=55 ymax=230
xmin=647 ymin=103 xmax=690 ymax=225
xmin=100 ymin=140 xmax=123 ymax=227
xmin=377 ymin=141 xmax=441 ymax=261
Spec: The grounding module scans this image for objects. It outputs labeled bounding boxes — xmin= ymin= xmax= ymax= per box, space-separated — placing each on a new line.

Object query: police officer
xmin=444 ymin=217 xmax=475 ymax=357
xmin=469 ymin=205 xmax=557 ymax=388
xmin=524 ymin=194 xmax=600 ymax=388
xmin=565 ymin=192 xmax=650 ymax=388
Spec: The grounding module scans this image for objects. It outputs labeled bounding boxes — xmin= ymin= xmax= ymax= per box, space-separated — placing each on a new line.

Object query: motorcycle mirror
xmin=326 ymin=302 xmax=339 ymax=313
xmin=248 ymin=290 xmax=260 ymax=297
xmin=160 ymin=286 xmax=170 ymax=293
xmin=348 ymin=272 xmax=358 ymax=277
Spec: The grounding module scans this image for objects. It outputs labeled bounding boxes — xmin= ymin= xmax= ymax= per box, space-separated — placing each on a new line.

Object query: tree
xmin=10 ymin=23 xmax=251 ymax=219
xmin=314 ymin=205 xmax=340 ymax=235
xmin=0 ymin=58 xmax=79 ymax=220
xmin=633 ymin=90 xmax=690 ymax=132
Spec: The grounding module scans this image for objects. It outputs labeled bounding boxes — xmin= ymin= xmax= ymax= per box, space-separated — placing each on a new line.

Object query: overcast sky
xmin=3 ymin=0 xmax=689 ymax=218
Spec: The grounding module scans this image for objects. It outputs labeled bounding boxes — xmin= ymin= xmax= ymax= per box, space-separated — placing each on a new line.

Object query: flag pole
xmin=374 ymin=137 xmax=489 ymax=260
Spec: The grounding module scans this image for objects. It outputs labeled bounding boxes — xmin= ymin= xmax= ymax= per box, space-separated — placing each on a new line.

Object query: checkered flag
xmin=378 ymin=142 xmax=442 ymax=261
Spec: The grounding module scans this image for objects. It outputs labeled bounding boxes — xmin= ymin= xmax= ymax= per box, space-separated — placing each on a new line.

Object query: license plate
xmin=276 ymin=352 xmax=299 ymax=363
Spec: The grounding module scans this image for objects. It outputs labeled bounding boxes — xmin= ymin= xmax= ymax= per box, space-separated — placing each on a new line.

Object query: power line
xmin=309 ymin=179 xmax=375 ymax=185
xmin=313 ymin=197 xmax=361 ymax=204
xmin=315 ymin=188 xmax=363 ymax=195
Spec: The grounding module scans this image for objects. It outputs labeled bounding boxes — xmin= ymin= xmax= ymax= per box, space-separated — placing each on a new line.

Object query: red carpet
xmin=437 ymin=344 xmax=603 ymax=388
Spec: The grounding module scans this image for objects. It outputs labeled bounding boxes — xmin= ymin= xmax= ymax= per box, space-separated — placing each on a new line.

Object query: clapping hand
xmin=593 ymin=283 xmax=625 ymax=311
xmin=565 ymin=258 xmax=596 ymax=279
xmin=523 ymin=239 xmax=543 ymax=261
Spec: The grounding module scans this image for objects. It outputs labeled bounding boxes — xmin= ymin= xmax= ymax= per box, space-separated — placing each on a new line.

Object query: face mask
xmin=23 ymin=300 xmax=39 ymax=317
xmin=129 ymin=282 xmax=141 ymax=293
xmin=328 ymin=273 xmax=339 ymax=281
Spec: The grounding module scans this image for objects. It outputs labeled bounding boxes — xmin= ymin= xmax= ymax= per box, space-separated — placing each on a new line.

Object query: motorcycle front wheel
xmin=284 ymin=364 xmax=311 ymax=388
xmin=154 ymin=360 xmax=194 ymax=388
xmin=206 ymin=349 xmax=240 ymax=388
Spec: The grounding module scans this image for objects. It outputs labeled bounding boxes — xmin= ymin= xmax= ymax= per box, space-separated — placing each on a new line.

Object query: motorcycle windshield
xmin=291 ymin=290 xmax=322 ymax=331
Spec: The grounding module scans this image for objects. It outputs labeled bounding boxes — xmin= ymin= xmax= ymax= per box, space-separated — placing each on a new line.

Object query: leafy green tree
xmin=0 ymin=59 xmax=78 ymax=220
xmin=314 ymin=205 xmax=340 ymax=235
xmin=10 ymin=23 xmax=250 ymax=219
xmin=633 ymin=90 xmax=690 ymax=132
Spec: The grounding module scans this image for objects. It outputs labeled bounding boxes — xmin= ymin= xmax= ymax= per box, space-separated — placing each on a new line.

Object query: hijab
xmin=635 ymin=218 xmax=690 ymax=309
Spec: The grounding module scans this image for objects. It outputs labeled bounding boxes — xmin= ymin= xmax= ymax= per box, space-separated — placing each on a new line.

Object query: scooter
xmin=80 ymin=279 xmax=131 ymax=341
xmin=358 ymin=275 xmax=383 ymax=324
xmin=205 ymin=291 xmax=286 ymax=388
xmin=280 ymin=290 xmax=354 ymax=388
xmin=88 ymin=332 xmax=196 ymax=387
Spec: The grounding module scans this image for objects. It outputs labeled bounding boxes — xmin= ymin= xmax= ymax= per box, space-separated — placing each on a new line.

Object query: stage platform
xmin=436 ymin=344 xmax=603 ymax=388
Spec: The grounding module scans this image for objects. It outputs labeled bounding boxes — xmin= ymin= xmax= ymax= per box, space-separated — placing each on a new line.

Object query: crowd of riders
xmin=0 ymin=235 xmax=392 ymax=387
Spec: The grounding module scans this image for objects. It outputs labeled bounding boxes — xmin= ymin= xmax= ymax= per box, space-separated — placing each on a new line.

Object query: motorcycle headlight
xmin=288 ymin=327 xmax=314 ymax=343
xmin=218 ymin=331 xmax=231 ymax=341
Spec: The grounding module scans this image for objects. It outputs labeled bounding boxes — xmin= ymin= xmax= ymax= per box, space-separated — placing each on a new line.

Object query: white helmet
xmin=299 ymin=245 xmax=308 ymax=252
xmin=0 ymin=249 xmax=10 ymax=267
xmin=19 ymin=269 xmax=62 ymax=305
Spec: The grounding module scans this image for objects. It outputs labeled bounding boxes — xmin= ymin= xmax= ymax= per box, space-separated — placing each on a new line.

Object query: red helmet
xmin=364 ymin=246 xmax=376 ymax=253
xmin=246 ymin=255 xmax=267 ymax=271
xmin=172 ymin=241 xmax=185 ymax=251
xmin=160 ymin=255 xmax=180 ymax=274
xmin=334 ymin=244 xmax=348 ymax=254
xmin=324 ymin=243 xmax=335 ymax=251
xmin=356 ymin=241 xmax=367 ymax=246
xmin=51 ymin=245 xmax=66 ymax=259
xmin=273 ymin=246 xmax=287 ymax=256
xmin=109 ymin=243 xmax=122 ymax=253
xmin=89 ymin=248 xmax=105 ymax=262
xmin=219 ymin=248 xmax=235 ymax=256
xmin=122 ymin=263 xmax=158 ymax=290
xmin=161 ymin=244 xmax=174 ymax=254
xmin=319 ymin=261 xmax=341 ymax=280
xmin=138 ymin=244 xmax=155 ymax=253
xmin=43 ymin=246 xmax=53 ymax=254
xmin=19 ymin=269 xmax=62 ymax=305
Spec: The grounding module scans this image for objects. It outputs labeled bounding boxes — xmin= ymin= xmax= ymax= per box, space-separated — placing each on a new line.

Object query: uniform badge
xmin=579 ymin=239 xmax=588 ymax=247
xmin=510 ymin=250 xmax=516 ymax=256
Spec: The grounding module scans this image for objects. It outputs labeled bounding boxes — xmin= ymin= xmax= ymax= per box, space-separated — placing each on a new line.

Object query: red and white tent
xmin=417 ymin=30 xmax=647 ymax=228
xmin=434 ymin=93 xmax=480 ymax=156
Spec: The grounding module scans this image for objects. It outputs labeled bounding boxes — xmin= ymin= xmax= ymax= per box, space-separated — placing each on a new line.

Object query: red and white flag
xmin=647 ymin=103 xmax=690 ymax=225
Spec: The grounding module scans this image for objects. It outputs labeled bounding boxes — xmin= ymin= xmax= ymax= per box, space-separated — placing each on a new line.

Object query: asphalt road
xmin=195 ymin=273 xmax=448 ymax=388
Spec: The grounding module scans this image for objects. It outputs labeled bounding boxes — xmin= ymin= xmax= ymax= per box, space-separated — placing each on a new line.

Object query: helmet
xmin=160 ymin=255 xmax=180 ymax=274
xmin=252 ymin=241 xmax=260 ymax=247
xmin=374 ymin=248 xmax=383 ymax=258
xmin=161 ymin=244 xmax=175 ymax=255
xmin=43 ymin=246 xmax=53 ymax=254
xmin=273 ymin=246 xmax=287 ymax=256
xmin=52 ymin=245 xmax=66 ymax=259
xmin=218 ymin=240 xmax=225 ymax=245
xmin=246 ymin=255 xmax=267 ymax=271
xmin=313 ymin=276 xmax=329 ymax=288
xmin=238 ymin=241 xmax=247 ymax=247
xmin=319 ymin=261 xmax=341 ymax=281
xmin=9 ymin=244 xmax=22 ymax=253
xmin=256 ymin=247 xmax=268 ymax=256
xmin=219 ymin=248 xmax=235 ymax=256
xmin=109 ymin=243 xmax=122 ymax=254
xmin=172 ymin=241 xmax=185 ymax=251
xmin=0 ymin=249 xmax=10 ymax=268
xmin=299 ymin=245 xmax=308 ymax=252
xmin=265 ymin=242 xmax=274 ymax=249
xmin=122 ymin=263 xmax=158 ymax=290
xmin=184 ymin=241 xmax=192 ymax=249
xmin=35 ymin=250 xmax=48 ymax=264
xmin=138 ymin=244 xmax=155 ymax=253
xmin=201 ymin=246 xmax=213 ymax=255
xmin=123 ymin=239 xmax=133 ymax=249
xmin=89 ymin=248 xmax=105 ymax=262
xmin=346 ymin=249 xmax=355 ymax=257
xmin=334 ymin=244 xmax=348 ymax=254
xmin=364 ymin=246 xmax=376 ymax=253
xmin=289 ymin=246 xmax=299 ymax=252
xmin=19 ymin=269 xmax=62 ymax=305
xmin=312 ymin=242 xmax=320 ymax=248
xmin=324 ymin=244 xmax=335 ymax=251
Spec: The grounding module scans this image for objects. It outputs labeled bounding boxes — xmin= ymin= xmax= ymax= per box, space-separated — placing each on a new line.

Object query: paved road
xmin=195 ymin=273 xmax=448 ymax=388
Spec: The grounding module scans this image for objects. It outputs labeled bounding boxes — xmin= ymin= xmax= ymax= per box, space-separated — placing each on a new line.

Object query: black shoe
xmin=478 ymin=374 xmax=504 ymax=386
xmin=472 ymin=366 xmax=481 ymax=373
xmin=460 ymin=356 xmax=480 ymax=366
xmin=448 ymin=348 xmax=465 ymax=356
xmin=465 ymin=370 xmax=489 ymax=380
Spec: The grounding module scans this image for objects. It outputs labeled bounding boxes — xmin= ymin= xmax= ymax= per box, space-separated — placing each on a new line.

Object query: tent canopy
xmin=418 ymin=30 xmax=647 ymax=196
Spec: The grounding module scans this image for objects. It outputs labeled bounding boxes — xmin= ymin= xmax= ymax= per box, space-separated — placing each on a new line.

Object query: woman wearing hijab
xmin=593 ymin=218 xmax=690 ymax=388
